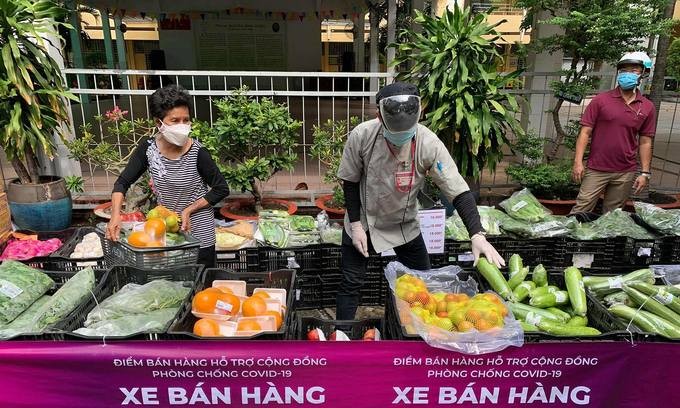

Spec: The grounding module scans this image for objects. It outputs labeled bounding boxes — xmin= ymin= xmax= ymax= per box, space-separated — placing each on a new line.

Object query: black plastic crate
xmin=626 ymin=238 xmax=662 ymax=267
xmin=441 ymin=239 xmax=475 ymax=267
xmin=555 ymin=237 xmax=627 ymax=272
xmin=168 ymin=268 xmax=296 ymax=340
xmin=321 ymin=244 xmax=342 ymax=269
xmin=215 ymin=247 xmax=259 ymax=272
xmin=56 ymin=265 xmax=202 ymax=340
xmin=0 ymin=228 xmax=77 ymax=270
xmin=292 ymin=315 xmax=384 ymax=340
xmin=50 ymin=227 xmax=108 ymax=272
xmin=5 ymin=267 xmax=110 ymax=341
xmin=294 ymin=273 xmax=323 ymax=310
xmin=658 ymin=236 xmax=680 ymax=264
xmin=102 ymin=230 xmax=200 ymax=270
xmin=258 ymin=245 xmax=322 ymax=272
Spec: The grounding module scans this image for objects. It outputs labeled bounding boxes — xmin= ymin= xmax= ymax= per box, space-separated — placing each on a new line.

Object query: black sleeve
xmin=452 ymin=191 xmax=484 ymax=237
xmin=342 ymin=179 xmax=361 ymax=223
xmin=197 ymin=147 xmax=230 ymax=206
xmin=112 ymin=141 xmax=150 ymax=195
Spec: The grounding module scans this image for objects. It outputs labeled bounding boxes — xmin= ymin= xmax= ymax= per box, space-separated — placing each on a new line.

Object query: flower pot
xmin=315 ymin=194 xmax=345 ymax=217
xmin=624 ymin=193 xmax=680 ymax=212
xmin=6 ymin=176 xmax=72 ymax=231
xmin=537 ymin=198 xmax=576 ymax=215
xmin=93 ymin=202 xmax=146 ymax=222
xmin=220 ymin=198 xmax=298 ymax=221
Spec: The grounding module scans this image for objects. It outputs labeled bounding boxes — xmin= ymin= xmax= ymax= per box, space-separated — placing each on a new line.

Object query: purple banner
xmin=0 ymin=340 xmax=677 ymax=407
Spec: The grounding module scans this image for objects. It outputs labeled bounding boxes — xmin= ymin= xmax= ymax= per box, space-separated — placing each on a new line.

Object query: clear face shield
xmin=379 ymin=95 xmax=421 ymax=133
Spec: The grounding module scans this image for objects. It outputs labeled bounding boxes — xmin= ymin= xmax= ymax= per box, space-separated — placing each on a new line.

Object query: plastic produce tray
xmin=291 ymin=315 xmax=384 ymax=340
xmin=5 ymin=267 xmax=110 ymax=341
xmin=168 ymin=268 xmax=296 ymax=340
xmin=56 ymin=265 xmax=202 ymax=340
xmin=215 ymin=247 xmax=259 ymax=272
xmin=0 ymin=228 xmax=77 ymax=270
xmin=102 ymin=229 xmax=200 ymax=270
xmin=50 ymin=227 xmax=108 ymax=272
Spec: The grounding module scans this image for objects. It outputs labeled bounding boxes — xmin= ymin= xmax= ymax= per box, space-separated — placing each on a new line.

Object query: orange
xmin=264 ymin=311 xmax=283 ymax=330
xmin=193 ymin=318 xmax=221 ymax=337
xmin=457 ymin=321 xmax=475 ymax=332
xmin=211 ymin=286 xmax=233 ymax=294
xmin=242 ymin=296 xmax=267 ymax=317
xmin=237 ymin=320 xmax=262 ymax=331
xmin=214 ymin=293 xmax=240 ymax=316
xmin=192 ymin=290 xmax=219 ymax=313
xmin=474 ymin=318 xmax=495 ymax=332
xmin=252 ymin=291 xmax=270 ymax=299
xmin=128 ymin=231 xmax=151 ymax=248
xmin=465 ymin=309 xmax=483 ymax=322
xmin=144 ymin=218 xmax=166 ymax=239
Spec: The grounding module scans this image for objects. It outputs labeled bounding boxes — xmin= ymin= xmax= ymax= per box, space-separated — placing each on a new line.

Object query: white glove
xmin=350 ymin=221 xmax=369 ymax=258
xmin=471 ymin=233 xmax=505 ymax=268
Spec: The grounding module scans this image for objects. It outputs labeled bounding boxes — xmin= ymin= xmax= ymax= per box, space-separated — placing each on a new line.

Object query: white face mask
xmin=159 ymin=122 xmax=191 ymax=146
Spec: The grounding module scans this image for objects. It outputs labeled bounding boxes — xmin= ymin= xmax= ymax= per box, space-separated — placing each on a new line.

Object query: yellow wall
xmin=80 ymin=12 xmax=159 ymax=41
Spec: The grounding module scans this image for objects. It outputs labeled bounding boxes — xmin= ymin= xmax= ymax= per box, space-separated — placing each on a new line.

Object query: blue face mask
xmin=617 ymin=72 xmax=640 ymax=90
xmin=383 ymin=126 xmax=416 ymax=146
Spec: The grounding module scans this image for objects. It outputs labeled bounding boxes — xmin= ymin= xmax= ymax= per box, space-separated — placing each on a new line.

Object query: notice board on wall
xmin=194 ymin=19 xmax=287 ymax=70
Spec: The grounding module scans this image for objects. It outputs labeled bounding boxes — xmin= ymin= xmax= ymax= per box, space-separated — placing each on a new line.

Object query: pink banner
xmin=0 ymin=340 xmax=677 ymax=407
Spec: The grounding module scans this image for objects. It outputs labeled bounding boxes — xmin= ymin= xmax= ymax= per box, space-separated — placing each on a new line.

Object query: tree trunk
xmin=11 ymin=158 xmax=32 ymax=184
xmin=648 ymin=1 xmax=676 ymax=117
xmin=547 ymin=98 xmax=566 ymax=162
xmin=251 ymin=180 xmax=263 ymax=212
xmin=25 ymin=150 xmax=41 ymax=184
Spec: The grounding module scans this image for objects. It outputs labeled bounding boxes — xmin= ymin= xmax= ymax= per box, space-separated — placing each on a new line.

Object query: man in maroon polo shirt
xmin=571 ymin=52 xmax=656 ymax=214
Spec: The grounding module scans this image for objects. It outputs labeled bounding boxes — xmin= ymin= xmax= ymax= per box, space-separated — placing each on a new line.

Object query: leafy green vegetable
xmin=500 ymin=215 xmax=577 ymax=238
xmin=258 ymin=220 xmax=288 ymax=248
xmin=0 ymin=260 xmax=54 ymax=324
xmin=570 ymin=209 xmax=656 ymax=240
xmin=634 ymin=202 xmax=680 ymax=236
xmin=445 ymin=206 xmax=504 ymax=240
xmin=320 ymin=225 xmax=342 ymax=245
xmin=31 ymin=267 xmax=95 ymax=331
xmin=74 ymin=308 xmax=179 ymax=337
xmin=499 ymin=188 xmax=551 ymax=222
xmin=289 ymin=215 xmax=316 ymax=232
xmin=0 ymin=296 xmax=50 ymax=339
xmin=85 ymin=280 xmax=190 ymax=327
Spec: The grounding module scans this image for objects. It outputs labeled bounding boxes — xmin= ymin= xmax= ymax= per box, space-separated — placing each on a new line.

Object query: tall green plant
xmin=0 ymin=0 xmax=77 ymax=184
xmin=516 ymin=0 xmax=672 ymax=161
xmin=393 ymin=5 xmax=524 ymax=181
xmin=199 ymin=88 xmax=301 ymax=208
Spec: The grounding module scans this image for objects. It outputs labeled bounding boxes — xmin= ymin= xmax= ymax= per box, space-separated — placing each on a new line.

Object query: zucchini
xmin=546 ymin=307 xmax=571 ymax=323
xmin=512 ymin=281 xmax=535 ymax=303
xmin=536 ymin=320 xmax=601 ymax=336
xmin=509 ymin=302 xmax=561 ymax=323
xmin=520 ymin=321 xmax=539 ymax=332
xmin=565 ymin=267 xmax=587 ymax=317
xmin=622 ymin=285 xmax=680 ymax=326
xmin=529 ymin=285 xmax=560 ymax=298
xmin=603 ymin=291 xmax=634 ymax=307
xmin=608 ymin=304 xmax=671 ymax=337
xmin=586 ymin=269 xmax=655 ymax=296
xmin=566 ymin=316 xmax=588 ymax=327
xmin=656 ymin=285 xmax=680 ymax=297
xmin=476 ymin=257 xmax=516 ymax=301
xmin=508 ymin=254 xmax=523 ymax=277
xmin=639 ymin=310 xmax=680 ymax=339
xmin=627 ymin=282 xmax=680 ymax=315
xmin=530 ymin=291 xmax=570 ymax=308
xmin=508 ymin=267 xmax=530 ymax=291
xmin=532 ymin=264 xmax=548 ymax=287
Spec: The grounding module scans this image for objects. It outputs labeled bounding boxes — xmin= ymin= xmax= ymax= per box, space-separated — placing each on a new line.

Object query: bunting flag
xmin=119 ymin=7 xmax=359 ymax=22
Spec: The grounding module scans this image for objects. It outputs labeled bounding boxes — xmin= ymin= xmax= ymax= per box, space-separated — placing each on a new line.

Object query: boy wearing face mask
xmin=570 ymin=52 xmax=657 ymax=214
xmin=335 ymin=82 xmax=505 ymax=321
xmin=107 ymin=85 xmax=229 ymax=268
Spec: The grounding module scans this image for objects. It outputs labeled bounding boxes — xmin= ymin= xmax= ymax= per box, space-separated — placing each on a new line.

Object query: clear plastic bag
xmin=499 ymin=188 xmax=551 ymax=222
xmin=385 ymin=261 xmax=524 ymax=354
xmin=74 ymin=308 xmax=178 ymax=337
xmin=634 ymin=202 xmax=680 ymax=236
xmin=570 ymin=209 xmax=656 ymax=240
xmin=500 ymin=215 xmax=577 ymax=238
xmin=445 ymin=207 xmax=503 ymax=241
xmin=317 ymin=211 xmax=343 ymax=245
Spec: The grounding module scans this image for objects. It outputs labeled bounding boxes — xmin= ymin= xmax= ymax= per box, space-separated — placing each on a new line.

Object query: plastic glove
xmin=471 ymin=233 xmax=505 ymax=268
xmin=350 ymin=221 xmax=369 ymax=258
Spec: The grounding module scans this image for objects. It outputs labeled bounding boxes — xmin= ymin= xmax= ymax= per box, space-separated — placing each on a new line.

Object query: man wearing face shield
xmin=571 ymin=52 xmax=657 ymax=214
xmin=335 ymin=82 xmax=505 ymax=320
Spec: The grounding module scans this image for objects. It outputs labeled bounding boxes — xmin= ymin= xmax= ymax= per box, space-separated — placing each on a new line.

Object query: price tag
xmin=572 ymin=253 xmax=594 ymax=268
xmin=295 ymin=289 xmax=301 ymax=301
xmin=555 ymin=292 xmax=568 ymax=303
xmin=217 ymin=253 xmax=237 ymax=260
xmin=458 ymin=252 xmax=475 ymax=263
xmin=0 ymin=280 xmax=23 ymax=299
xmin=511 ymin=200 xmax=528 ymax=212
xmin=215 ymin=300 xmax=233 ymax=313
xmin=607 ymin=276 xmax=624 ymax=289
xmin=637 ymin=247 xmax=652 ymax=257
xmin=653 ymin=291 xmax=674 ymax=305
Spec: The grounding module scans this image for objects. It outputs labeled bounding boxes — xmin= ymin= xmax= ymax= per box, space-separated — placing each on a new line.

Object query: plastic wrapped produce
xmin=634 ymin=202 xmax=680 ymax=236
xmin=0 ymin=261 xmax=54 ymax=324
xmin=499 ymin=189 xmax=551 ymax=222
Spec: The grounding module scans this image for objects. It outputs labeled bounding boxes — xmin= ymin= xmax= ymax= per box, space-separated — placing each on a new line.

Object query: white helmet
xmin=618 ymin=51 xmax=652 ymax=77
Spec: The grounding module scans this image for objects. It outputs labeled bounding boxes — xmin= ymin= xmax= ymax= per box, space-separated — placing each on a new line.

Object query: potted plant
xmin=310 ymin=117 xmax=359 ymax=217
xmin=393 ymin=5 xmax=524 ymax=196
xmin=65 ymin=106 xmax=155 ymax=220
xmin=199 ymin=88 xmax=301 ymax=220
xmin=0 ymin=1 xmax=78 ymax=231
xmin=506 ymin=125 xmax=580 ymax=215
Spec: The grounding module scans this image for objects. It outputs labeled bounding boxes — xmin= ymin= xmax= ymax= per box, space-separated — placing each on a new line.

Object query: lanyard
xmin=385 ymin=138 xmax=416 ymax=193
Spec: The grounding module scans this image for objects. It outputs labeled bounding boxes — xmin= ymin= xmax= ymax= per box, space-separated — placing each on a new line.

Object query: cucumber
xmin=623 ymin=286 xmax=680 ymax=326
xmin=639 ymin=310 xmax=680 ymax=339
xmin=520 ymin=321 xmax=539 ymax=332
xmin=628 ymin=282 xmax=680 ymax=315
xmin=530 ymin=291 xmax=570 ymax=308
xmin=566 ymin=316 xmax=588 ymax=327
xmin=512 ymin=281 xmax=535 ymax=303
xmin=509 ymin=302 xmax=561 ymax=323
xmin=476 ymin=257 xmax=516 ymax=301
xmin=508 ymin=267 xmax=530 ymax=291
xmin=529 ymin=285 xmax=560 ymax=298
xmin=586 ymin=269 xmax=655 ymax=296
xmin=565 ymin=267 xmax=587 ymax=317
xmin=546 ymin=307 xmax=571 ymax=323
xmin=532 ymin=264 xmax=548 ymax=287
xmin=536 ymin=320 xmax=601 ymax=336
xmin=608 ymin=304 xmax=671 ymax=337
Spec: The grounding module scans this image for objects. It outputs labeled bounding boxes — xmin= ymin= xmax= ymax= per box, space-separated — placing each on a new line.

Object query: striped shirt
xmin=113 ymin=136 xmax=229 ymax=248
